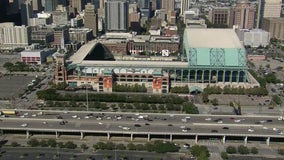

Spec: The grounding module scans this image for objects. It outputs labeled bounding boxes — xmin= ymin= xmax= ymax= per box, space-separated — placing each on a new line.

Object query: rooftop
xmin=185 ymin=28 xmax=243 ymax=48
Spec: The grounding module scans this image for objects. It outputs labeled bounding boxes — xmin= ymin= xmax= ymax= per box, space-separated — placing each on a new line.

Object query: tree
xmin=221 ymin=152 xmax=228 ymax=160
xmin=211 ymin=98 xmax=219 ymax=106
xmin=116 ymin=143 xmax=126 ymax=150
xmin=238 ymin=145 xmax=250 ymax=154
xmin=64 ymin=141 xmax=77 ymax=149
xmin=251 ymin=147 xmax=258 ymax=154
xmin=57 ymin=142 xmax=64 ymax=148
xmin=226 ymin=146 xmax=237 ymax=154
xmin=40 ymin=139 xmax=48 ymax=147
xmin=272 ymin=95 xmax=282 ymax=105
xmin=183 ymin=102 xmax=199 ymax=114
xmin=11 ymin=142 xmax=20 ymax=147
xmin=278 ymin=149 xmax=284 ymax=155
xmin=27 ymin=138 xmax=39 ymax=147
xmin=3 ymin=62 xmax=14 ymax=72
xmin=80 ymin=143 xmax=88 ymax=151
xmin=47 ymin=138 xmax=57 ymax=148
xmin=127 ymin=143 xmax=136 ymax=150
xmin=190 ymin=145 xmax=210 ymax=158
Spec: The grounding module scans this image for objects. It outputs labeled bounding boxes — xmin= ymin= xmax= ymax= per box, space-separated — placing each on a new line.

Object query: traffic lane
xmin=1 ymin=119 xmax=282 ymax=136
xmin=6 ymin=111 xmax=284 ymax=126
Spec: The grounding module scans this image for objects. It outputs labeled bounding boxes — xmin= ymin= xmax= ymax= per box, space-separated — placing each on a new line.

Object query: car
xmin=266 ymin=119 xmax=273 ymax=122
xmin=205 ymin=118 xmax=211 ymax=121
xmin=217 ymin=120 xmax=223 ymax=124
xmin=168 ymin=124 xmax=173 ymax=126
xmin=222 ymin=127 xmax=229 ymax=130
xmin=214 ymin=118 xmax=222 ymax=122
xmin=248 ymin=128 xmax=254 ymax=132
xmin=134 ymin=124 xmax=141 ymax=127
xmin=32 ymin=114 xmax=37 ymax=117
xmin=98 ymin=122 xmax=103 ymax=125
xmin=273 ymin=128 xmax=279 ymax=131
xmin=182 ymin=129 xmax=188 ymax=132
xmin=262 ymin=127 xmax=268 ymax=130
xmin=211 ymin=130 xmax=218 ymax=133
xmin=43 ymin=121 xmax=47 ymax=124
xmin=122 ymin=127 xmax=130 ymax=130
xmin=59 ymin=121 xmax=65 ymax=125
xmin=213 ymin=106 xmax=218 ymax=110
xmin=145 ymin=123 xmax=150 ymax=126
xmin=72 ymin=115 xmax=77 ymax=118
xmin=183 ymin=143 xmax=190 ymax=148
xmin=21 ymin=123 xmax=28 ymax=127
xmin=278 ymin=116 xmax=283 ymax=121
xmin=57 ymin=115 xmax=63 ymax=119
xmin=181 ymin=118 xmax=187 ymax=122
xmin=180 ymin=126 xmax=186 ymax=129
xmin=185 ymin=116 xmax=191 ymax=120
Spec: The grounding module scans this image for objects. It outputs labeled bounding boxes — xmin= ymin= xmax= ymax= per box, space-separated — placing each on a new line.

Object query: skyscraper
xmin=70 ymin=0 xmax=82 ymax=13
xmin=257 ymin=0 xmax=282 ymax=28
xmin=84 ymin=3 xmax=97 ymax=37
xmin=21 ymin=0 xmax=32 ymax=26
xmin=32 ymin=0 xmax=43 ymax=12
xmin=105 ymin=0 xmax=128 ymax=32
xmin=180 ymin=0 xmax=191 ymax=16
xmin=230 ymin=0 xmax=256 ymax=29
xmin=45 ymin=0 xmax=57 ymax=12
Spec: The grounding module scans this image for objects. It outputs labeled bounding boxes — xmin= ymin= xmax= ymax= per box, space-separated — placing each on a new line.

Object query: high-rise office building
xmin=84 ymin=3 xmax=97 ymax=37
xmin=0 ymin=23 xmax=31 ymax=49
xmin=21 ymin=0 xmax=32 ymax=26
xmin=180 ymin=0 xmax=191 ymax=16
xmin=105 ymin=1 xmax=129 ymax=32
xmin=45 ymin=0 xmax=57 ymax=12
xmin=257 ymin=0 xmax=282 ymax=28
xmin=32 ymin=0 xmax=43 ymax=12
xmin=230 ymin=0 xmax=256 ymax=29
xmin=208 ymin=7 xmax=230 ymax=27
xmin=137 ymin=0 xmax=151 ymax=18
xmin=70 ymin=0 xmax=82 ymax=13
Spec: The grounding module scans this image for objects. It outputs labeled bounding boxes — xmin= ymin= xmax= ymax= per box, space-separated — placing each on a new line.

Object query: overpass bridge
xmin=0 ymin=110 xmax=283 ymax=145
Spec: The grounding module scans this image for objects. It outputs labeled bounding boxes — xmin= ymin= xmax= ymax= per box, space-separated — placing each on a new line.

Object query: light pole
xmin=86 ymin=88 xmax=89 ymax=111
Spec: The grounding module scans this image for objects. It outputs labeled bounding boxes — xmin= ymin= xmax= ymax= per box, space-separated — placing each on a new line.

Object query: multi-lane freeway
xmin=0 ymin=110 xmax=283 ymax=144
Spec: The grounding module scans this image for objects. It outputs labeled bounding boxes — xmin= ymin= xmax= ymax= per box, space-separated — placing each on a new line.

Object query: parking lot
xmin=0 ymin=75 xmax=34 ymax=99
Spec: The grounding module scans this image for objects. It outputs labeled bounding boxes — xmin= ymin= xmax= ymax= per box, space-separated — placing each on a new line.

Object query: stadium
xmin=54 ymin=28 xmax=259 ymax=93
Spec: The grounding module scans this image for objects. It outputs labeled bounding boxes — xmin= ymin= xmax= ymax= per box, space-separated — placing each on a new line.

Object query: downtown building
xmin=257 ymin=0 xmax=282 ymax=28
xmin=0 ymin=23 xmax=31 ymax=51
xmin=53 ymin=28 xmax=259 ymax=93
xmin=105 ymin=0 xmax=129 ymax=32
xmin=84 ymin=3 xmax=97 ymax=38
xmin=230 ymin=0 xmax=256 ymax=29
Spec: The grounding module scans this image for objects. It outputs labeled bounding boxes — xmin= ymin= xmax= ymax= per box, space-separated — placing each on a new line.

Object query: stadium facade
xmin=54 ymin=28 xmax=259 ymax=93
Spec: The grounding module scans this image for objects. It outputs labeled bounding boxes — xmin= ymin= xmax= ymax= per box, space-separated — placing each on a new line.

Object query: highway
xmin=0 ymin=110 xmax=283 ymax=143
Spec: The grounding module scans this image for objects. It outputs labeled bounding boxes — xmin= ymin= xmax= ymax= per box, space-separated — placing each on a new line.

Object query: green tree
xmin=278 ymin=148 xmax=284 ymax=155
xmin=116 ymin=143 xmax=126 ymax=150
xmin=27 ymin=138 xmax=39 ymax=147
xmin=251 ymin=147 xmax=258 ymax=154
xmin=211 ymin=98 xmax=219 ymax=106
xmin=40 ymin=140 xmax=48 ymax=147
xmin=3 ymin=62 xmax=14 ymax=72
xmin=221 ymin=152 xmax=228 ymax=160
xmin=183 ymin=102 xmax=199 ymax=114
xmin=80 ymin=143 xmax=88 ymax=151
xmin=226 ymin=146 xmax=237 ymax=154
xmin=47 ymin=138 xmax=57 ymax=148
xmin=127 ymin=143 xmax=136 ymax=150
xmin=64 ymin=141 xmax=77 ymax=149
xmin=238 ymin=145 xmax=250 ymax=154
xmin=272 ymin=95 xmax=282 ymax=105
xmin=11 ymin=142 xmax=20 ymax=147
xmin=57 ymin=142 xmax=64 ymax=148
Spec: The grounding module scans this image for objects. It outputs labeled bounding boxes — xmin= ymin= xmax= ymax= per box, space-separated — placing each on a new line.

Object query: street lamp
xmin=86 ymin=88 xmax=89 ymax=112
